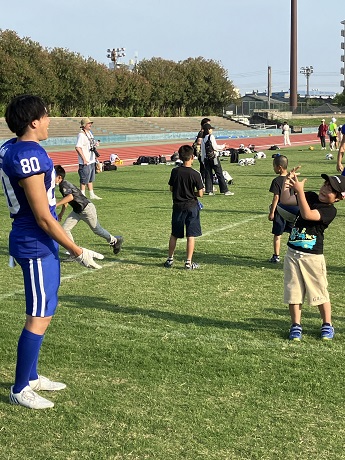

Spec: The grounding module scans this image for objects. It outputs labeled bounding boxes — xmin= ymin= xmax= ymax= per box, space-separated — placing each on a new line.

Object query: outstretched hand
xmin=285 ymin=166 xmax=306 ymax=192
xmin=74 ymin=248 xmax=104 ymax=269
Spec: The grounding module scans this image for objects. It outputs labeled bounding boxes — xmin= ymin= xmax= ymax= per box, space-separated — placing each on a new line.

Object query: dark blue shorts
xmin=171 ymin=205 xmax=202 ymax=238
xmin=78 ymin=164 xmax=95 ymax=185
xmin=272 ymin=211 xmax=292 ymax=236
xmin=16 ymin=252 xmax=60 ymax=317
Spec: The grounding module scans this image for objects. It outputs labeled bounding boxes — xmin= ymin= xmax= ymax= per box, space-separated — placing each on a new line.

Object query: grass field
xmin=1 ymin=143 xmax=345 ymax=459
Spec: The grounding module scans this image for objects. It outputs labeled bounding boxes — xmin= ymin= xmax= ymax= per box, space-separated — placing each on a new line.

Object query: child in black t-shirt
xmin=281 ymin=168 xmax=345 ymax=341
xmin=268 ymin=154 xmax=291 ymax=263
xmin=164 ymin=145 xmax=204 ymax=270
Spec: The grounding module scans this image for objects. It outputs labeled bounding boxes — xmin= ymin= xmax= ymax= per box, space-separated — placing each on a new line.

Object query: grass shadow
xmin=60 ymin=294 xmax=290 ymax=339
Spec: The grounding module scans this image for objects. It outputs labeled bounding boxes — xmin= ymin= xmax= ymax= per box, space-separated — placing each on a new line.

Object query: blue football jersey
xmin=0 ymin=138 xmax=58 ymax=258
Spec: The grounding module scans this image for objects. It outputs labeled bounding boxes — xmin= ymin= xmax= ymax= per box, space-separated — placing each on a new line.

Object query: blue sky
xmin=2 ymin=0 xmax=344 ymax=96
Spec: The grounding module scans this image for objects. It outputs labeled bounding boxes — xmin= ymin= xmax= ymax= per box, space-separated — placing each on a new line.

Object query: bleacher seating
xmin=0 ymin=116 xmax=250 ymax=140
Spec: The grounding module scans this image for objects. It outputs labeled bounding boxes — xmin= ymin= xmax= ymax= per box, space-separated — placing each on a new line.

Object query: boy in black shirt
xmin=164 ymin=145 xmax=204 ymax=270
xmin=268 ymin=154 xmax=291 ymax=263
xmin=54 ymin=165 xmax=123 ymax=255
xmin=281 ymin=168 xmax=345 ymax=341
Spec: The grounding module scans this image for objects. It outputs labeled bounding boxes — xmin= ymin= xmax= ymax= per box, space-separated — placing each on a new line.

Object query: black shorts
xmin=272 ymin=211 xmax=292 ymax=236
xmin=171 ymin=205 xmax=202 ymax=238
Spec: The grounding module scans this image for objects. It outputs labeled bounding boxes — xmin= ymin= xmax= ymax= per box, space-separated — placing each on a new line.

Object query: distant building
xmin=249 ymin=89 xmax=336 ymax=100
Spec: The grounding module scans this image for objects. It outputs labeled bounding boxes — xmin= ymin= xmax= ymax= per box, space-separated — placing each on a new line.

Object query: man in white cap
xmin=75 ymin=117 xmax=102 ymax=200
xmin=328 ymin=117 xmax=338 ymax=151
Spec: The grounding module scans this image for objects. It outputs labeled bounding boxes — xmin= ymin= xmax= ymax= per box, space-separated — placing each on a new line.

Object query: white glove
xmin=74 ymin=247 xmax=104 ymax=269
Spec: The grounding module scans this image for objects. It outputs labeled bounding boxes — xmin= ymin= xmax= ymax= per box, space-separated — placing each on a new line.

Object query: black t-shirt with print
xmin=287 ymin=191 xmax=336 ymax=254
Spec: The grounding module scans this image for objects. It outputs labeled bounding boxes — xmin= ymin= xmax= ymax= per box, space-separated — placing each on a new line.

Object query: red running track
xmin=49 ymin=133 xmax=319 ymax=172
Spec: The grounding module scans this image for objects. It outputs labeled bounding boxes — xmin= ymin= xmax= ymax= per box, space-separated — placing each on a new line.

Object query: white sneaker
xmin=224 ymin=191 xmax=234 ymax=196
xmin=10 ymin=385 xmax=54 ymax=409
xmin=90 ymin=194 xmax=102 ymax=200
xmin=29 ymin=375 xmax=66 ymax=391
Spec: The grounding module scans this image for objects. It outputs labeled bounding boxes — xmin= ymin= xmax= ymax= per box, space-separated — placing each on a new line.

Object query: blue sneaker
xmin=321 ymin=323 xmax=334 ymax=341
xmin=289 ymin=324 xmax=302 ymax=341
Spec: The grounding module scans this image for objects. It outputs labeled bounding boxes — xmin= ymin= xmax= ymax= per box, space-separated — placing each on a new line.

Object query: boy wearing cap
xmin=280 ymin=168 xmax=345 ymax=341
xmin=328 ymin=117 xmax=338 ymax=151
xmin=76 ymin=117 xmax=102 ymax=200
xmin=201 ymin=123 xmax=233 ymax=196
xmin=317 ymin=119 xmax=328 ymax=150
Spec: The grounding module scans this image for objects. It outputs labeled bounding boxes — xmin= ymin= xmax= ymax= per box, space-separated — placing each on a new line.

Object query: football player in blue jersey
xmin=0 ymin=94 xmax=104 ymax=409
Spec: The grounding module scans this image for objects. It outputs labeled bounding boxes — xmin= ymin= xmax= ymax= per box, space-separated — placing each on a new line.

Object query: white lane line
xmin=0 ymin=215 xmax=263 ymax=300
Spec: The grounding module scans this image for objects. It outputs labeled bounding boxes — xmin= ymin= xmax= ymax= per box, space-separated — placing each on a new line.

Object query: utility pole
xmin=300 ymin=66 xmax=313 ymax=98
xmin=268 ymin=66 xmax=271 ymax=110
xmin=290 ymin=0 xmax=298 ymax=112
xmin=341 ymin=20 xmax=345 ymax=89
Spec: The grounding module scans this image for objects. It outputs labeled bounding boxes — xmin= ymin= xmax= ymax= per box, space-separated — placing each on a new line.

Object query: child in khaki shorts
xmin=281 ymin=168 xmax=345 ymax=341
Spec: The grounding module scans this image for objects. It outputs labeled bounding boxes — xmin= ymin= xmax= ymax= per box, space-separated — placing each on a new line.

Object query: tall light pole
xmin=106 ymin=47 xmax=126 ymax=69
xmin=300 ymin=66 xmax=313 ymax=97
xmin=290 ymin=0 xmax=298 ymax=112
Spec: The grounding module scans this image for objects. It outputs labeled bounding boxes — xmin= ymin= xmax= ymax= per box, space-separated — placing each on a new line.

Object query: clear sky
xmin=2 ymin=0 xmax=344 ymax=96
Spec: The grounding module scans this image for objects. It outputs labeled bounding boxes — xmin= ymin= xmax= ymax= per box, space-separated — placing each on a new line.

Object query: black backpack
xmin=229 ymin=148 xmax=239 ymax=164
xmin=204 ymin=135 xmax=216 ymax=160
xmin=103 ymin=160 xmax=117 ymax=171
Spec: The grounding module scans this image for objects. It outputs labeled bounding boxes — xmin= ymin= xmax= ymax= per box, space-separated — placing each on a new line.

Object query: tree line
xmin=0 ymin=30 xmax=239 ymax=117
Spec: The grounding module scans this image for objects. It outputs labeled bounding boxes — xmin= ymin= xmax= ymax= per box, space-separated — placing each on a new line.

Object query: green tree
xmin=137 ymin=58 xmax=184 ymax=116
xmin=0 ymin=30 xmax=59 ymax=108
xmin=49 ymin=47 xmax=90 ymax=115
xmin=107 ymin=67 xmax=151 ymax=116
xmin=0 ymin=29 xmax=239 ymax=117
xmin=334 ymin=90 xmax=345 ymax=107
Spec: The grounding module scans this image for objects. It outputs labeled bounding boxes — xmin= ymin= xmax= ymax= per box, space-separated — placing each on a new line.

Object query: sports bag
xmin=103 ymin=160 xmax=117 ymax=171
xmin=204 ymin=135 xmax=216 ymax=160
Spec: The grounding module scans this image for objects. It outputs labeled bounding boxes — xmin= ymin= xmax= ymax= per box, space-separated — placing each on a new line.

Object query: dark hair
xmin=178 ymin=145 xmax=194 ymax=162
xmin=201 ymin=118 xmax=210 ymax=127
xmin=5 ymin=94 xmax=48 ymax=137
xmin=273 ymin=154 xmax=288 ymax=169
xmin=323 ymin=180 xmax=343 ymax=200
xmin=202 ymin=125 xmax=212 ymax=138
xmin=54 ymin=164 xmax=66 ymax=179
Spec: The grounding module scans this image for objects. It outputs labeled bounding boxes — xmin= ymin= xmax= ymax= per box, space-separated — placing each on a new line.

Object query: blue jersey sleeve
xmin=10 ymin=143 xmax=52 ymax=179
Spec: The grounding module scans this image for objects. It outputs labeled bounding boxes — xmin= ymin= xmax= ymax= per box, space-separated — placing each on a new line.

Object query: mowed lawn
xmin=1 ymin=144 xmax=345 ymax=460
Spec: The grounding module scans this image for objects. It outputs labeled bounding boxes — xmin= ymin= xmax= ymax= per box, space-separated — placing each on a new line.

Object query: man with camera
xmin=75 ymin=117 xmax=102 ymax=200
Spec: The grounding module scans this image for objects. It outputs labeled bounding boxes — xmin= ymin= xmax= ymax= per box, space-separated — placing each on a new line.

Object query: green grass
xmin=287 ymin=117 xmax=345 ymax=128
xmin=1 ymin=144 xmax=345 ymax=459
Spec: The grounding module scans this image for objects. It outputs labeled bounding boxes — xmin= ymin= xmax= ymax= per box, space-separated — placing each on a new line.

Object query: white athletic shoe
xmin=90 ymin=194 xmax=102 ymax=200
xmin=29 ymin=375 xmax=66 ymax=391
xmin=9 ymin=385 xmax=54 ymax=409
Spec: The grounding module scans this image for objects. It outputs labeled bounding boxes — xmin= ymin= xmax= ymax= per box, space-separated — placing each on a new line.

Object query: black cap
xmin=321 ymin=174 xmax=345 ymax=193
xmin=203 ymin=123 xmax=215 ymax=130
